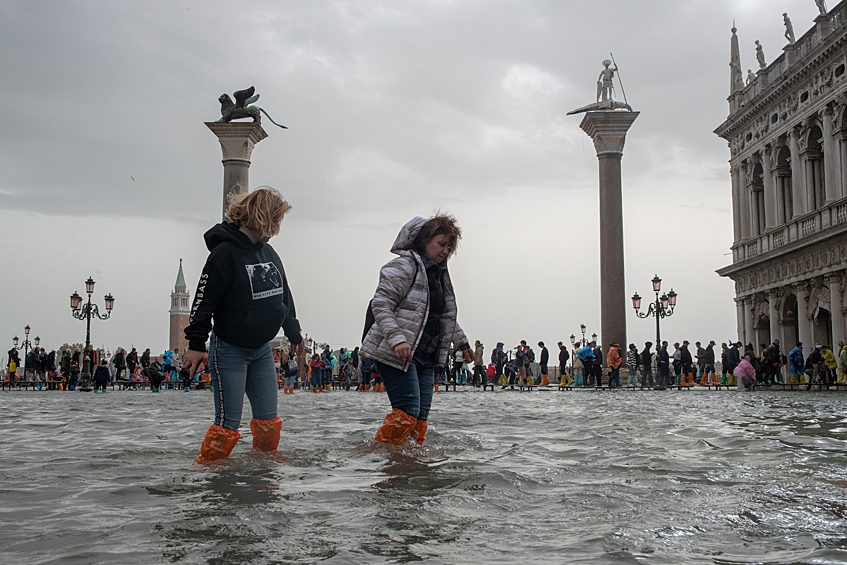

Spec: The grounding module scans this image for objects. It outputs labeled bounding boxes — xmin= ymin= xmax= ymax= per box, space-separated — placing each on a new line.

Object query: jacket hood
xmin=390 ymin=217 xmax=427 ymax=255
xmin=204 ymin=222 xmax=257 ymax=252
xmin=496 ymin=342 xmax=504 ymax=349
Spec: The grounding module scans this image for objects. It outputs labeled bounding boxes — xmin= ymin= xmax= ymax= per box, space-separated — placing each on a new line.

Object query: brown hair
xmin=412 ymin=212 xmax=462 ymax=258
xmin=226 ymin=186 xmax=292 ymax=239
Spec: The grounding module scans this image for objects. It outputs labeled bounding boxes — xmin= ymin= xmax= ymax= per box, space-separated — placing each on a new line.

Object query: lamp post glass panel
xmin=12 ymin=325 xmax=36 ymax=378
xmin=69 ymin=277 xmax=115 ymax=391
xmin=631 ymin=274 xmax=677 ymax=346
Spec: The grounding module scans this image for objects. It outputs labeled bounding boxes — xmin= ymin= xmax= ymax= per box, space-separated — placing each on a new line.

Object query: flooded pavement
xmin=2 ymin=388 xmax=847 ymax=564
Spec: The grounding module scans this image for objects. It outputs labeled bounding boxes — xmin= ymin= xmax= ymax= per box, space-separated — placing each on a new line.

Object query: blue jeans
xmin=311 ymin=370 xmax=321 ymax=389
xmin=284 ymin=375 xmax=297 ymax=387
xmin=376 ymin=351 xmax=435 ymax=421
xmin=208 ymin=332 xmax=278 ymax=431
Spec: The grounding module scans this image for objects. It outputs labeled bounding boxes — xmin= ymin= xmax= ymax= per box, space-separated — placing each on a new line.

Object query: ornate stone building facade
xmin=716 ymin=2 xmax=847 ymax=355
xmin=169 ymin=260 xmax=190 ymax=352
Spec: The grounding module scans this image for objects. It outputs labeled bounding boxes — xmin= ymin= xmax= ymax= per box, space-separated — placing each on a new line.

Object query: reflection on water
xmin=2 ymin=389 xmax=847 ymax=564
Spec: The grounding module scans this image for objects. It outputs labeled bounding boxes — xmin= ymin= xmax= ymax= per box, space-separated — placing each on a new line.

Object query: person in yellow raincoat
xmin=822 ymin=345 xmax=838 ymax=386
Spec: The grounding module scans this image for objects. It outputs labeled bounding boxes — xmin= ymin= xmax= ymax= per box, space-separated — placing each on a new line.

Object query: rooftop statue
xmin=746 ymin=69 xmax=757 ymax=85
xmin=567 ymin=59 xmax=632 ymax=115
xmin=755 ymin=40 xmax=766 ymax=69
xmin=784 ymin=13 xmax=795 ymax=45
xmin=216 ymin=86 xmax=288 ymax=129
xmin=816 ymin=0 xmax=827 ymax=15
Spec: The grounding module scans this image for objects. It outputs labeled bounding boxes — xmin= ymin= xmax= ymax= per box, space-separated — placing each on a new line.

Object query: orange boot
xmin=699 ymin=372 xmax=709 ymax=386
xmin=434 ymin=384 xmax=439 ymax=392
xmin=250 ymin=416 xmax=282 ymax=452
xmin=410 ymin=419 xmax=428 ymax=445
xmin=711 ymin=372 xmax=719 ymax=385
xmin=374 ymin=408 xmax=418 ymax=445
xmin=540 ymin=375 xmax=550 ymax=386
xmin=196 ymin=425 xmax=241 ymax=462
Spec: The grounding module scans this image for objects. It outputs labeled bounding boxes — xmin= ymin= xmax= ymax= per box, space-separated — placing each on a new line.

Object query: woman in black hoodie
xmin=183 ymin=187 xmax=304 ymax=463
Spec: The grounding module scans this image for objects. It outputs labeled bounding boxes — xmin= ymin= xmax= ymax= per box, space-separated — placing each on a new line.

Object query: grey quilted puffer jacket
xmin=360 ymin=217 xmax=468 ymax=372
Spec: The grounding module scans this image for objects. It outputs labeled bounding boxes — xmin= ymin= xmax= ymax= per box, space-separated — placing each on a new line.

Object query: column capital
xmin=791 ymin=280 xmax=810 ymax=297
xmin=578 ymin=111 xmax=640 ymax=157
xmin=205 ymin=122 xmax=268 ymax=161
xmin=824 ymin=271 xmax=842 ymax=285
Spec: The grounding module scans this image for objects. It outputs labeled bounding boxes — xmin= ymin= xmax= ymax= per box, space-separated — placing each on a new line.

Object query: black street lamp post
xmin=631 ymin=274 xmax=678 ymax=346
xmin=70 ymin=277 xmax=115 ymax=391
xmin=12 ymin=325 xmax=40 ymax=379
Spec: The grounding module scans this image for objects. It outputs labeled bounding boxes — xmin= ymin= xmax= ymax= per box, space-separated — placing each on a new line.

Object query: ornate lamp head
xmin=668 ymin=289 xmax=677 ymax=307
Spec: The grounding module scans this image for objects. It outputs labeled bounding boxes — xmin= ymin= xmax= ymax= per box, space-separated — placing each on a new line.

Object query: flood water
xmin=2 ymin=387 xmax=847 ymax=564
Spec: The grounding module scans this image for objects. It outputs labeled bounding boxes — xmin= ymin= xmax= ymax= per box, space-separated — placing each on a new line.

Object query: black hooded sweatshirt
xmin=184 ymin=222 xmax=302 ymax=352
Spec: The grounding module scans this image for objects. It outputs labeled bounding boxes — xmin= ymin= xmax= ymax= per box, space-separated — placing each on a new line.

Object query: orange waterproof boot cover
xmin=374 ymin=409 xmax=418 ymax=445
xmin=251 ymin=416 xmax=282 ymax=451
xmin=540 ymin=375 xmax=550 ymax=386
xmin=410 ymin=419 xmax=428 ymax=445
xmin=700 ymin=373 xmax=709 ymax=386
xmin=196 ymin=425 xmax=241 ymax=462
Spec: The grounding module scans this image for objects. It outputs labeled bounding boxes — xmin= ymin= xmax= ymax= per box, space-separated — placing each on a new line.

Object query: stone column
xmin=731 ymin=164 xmax=743 ymax=242
xmin=827 ymin=272 xmax=846 ymax=348
xmin=578 ymin=111 xmax=639 ymax=357
xmin=767 ymin=289 xmax=780 ymax=344
xmin=739 ymin=161 xmax=751 ymax=239
xmin=735 ymin=297 xmax=745 ymax=344
xmin=789 ymin=127 xmax=807 ymax=216
xmin=823 ymin=107 xmax=839 ymax=204
xmin=839 ymin=133 xmax=847 ymax=199
xmin=794 ymin=281 xmax=811 ymax=357
xmin=744 ymin=296 xmax=756 ymax=347
xmin=762 ymin=146 xmax=776 ymax=229
xmin=205 ymin=122 xmax=269 ymax=220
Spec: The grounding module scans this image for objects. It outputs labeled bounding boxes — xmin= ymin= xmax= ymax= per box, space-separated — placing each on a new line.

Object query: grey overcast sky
xmin=0 ymin=0 xmax=826 ymax=358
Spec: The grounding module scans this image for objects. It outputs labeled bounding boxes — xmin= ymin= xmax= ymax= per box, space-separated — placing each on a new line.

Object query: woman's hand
xmin=183 ymin=349 xmax=207 ymax=377
xmin=462 ymin=348 xmax=474 ymax=364
xmin=394 ymin=342 xmax=412 ymax=363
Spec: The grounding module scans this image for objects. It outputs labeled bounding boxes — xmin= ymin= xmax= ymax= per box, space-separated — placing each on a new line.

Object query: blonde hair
xmin=226 ymin=186 xmax=292 ymax=239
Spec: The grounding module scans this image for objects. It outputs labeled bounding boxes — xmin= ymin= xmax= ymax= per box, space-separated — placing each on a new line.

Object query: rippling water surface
xmin=2 ymin=388 xmax=847 ymax=564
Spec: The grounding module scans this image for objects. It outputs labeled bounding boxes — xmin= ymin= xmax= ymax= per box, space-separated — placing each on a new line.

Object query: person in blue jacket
xmin=788 ymin=341 xmax=805 ymax=385
xmin=576 ymin=344 xmax=594 ymax=387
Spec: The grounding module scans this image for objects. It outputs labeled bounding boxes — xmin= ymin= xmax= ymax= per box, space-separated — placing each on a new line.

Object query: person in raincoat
xmin=576 ymin=344 xmax=594 ymax=387
xmin=733 ymin=354 xmax=757 ymax=392
xmin=360 ymin=214 xmax=471 ymax=445
xmin=822 ymin=345 xmax=837 ymax=386
xmin=606 ymin=343 xmax=622 ymax=387
xmin=788 ymin=342 xmax=805 ymax=385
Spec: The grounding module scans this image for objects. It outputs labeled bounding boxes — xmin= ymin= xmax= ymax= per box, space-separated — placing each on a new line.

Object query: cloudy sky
xmin=0 ymin=0 xmax=826 ymax=360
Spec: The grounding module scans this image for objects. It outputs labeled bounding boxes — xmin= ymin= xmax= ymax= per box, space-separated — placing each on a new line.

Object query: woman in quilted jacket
xmin=361 ymin=214 xmax=473 ymax=445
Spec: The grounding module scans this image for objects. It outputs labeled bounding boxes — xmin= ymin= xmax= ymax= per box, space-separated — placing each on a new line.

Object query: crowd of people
xmin=7 ymin=337 xmax=847 ymax=395
xmin=2 ymin=345 xmax=215 ymax=393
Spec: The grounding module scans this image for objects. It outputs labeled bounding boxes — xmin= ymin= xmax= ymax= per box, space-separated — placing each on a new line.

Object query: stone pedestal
xmin=815 ymin=14 xmax=831 ymax=40
xmin=578 ymin=111 xmax=639 ymax=357
xmin=783 ymin=44 xmax=797 ymax=66
xmin=205 ymin=122 xmax=269 ymax=220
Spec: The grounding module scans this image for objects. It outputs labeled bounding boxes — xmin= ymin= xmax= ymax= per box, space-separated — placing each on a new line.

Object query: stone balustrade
xmin=732 ymin=195 xmax=847 ymax=263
